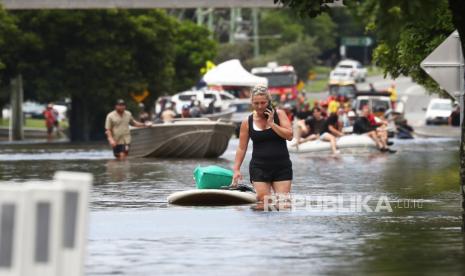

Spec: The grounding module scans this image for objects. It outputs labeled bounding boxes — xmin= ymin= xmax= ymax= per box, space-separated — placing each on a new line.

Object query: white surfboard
xmin=167 ymin=189 xmax=257 ymax=206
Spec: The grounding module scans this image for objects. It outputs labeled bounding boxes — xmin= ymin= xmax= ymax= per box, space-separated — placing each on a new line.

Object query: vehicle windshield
xmin=329 ymin=85 xmax=355 ymax=97
xmin=254 ymin=72 xmax=296 ymax=87
xmin=338 ymin=86 xmax=356 ymax=97
xmin=372 ymin=99 xmax=390 ymax=112
xmin=338 ymin=65 xmax=353 ymax=69
xmin=431 ymin=102 xmax=451 ymax=111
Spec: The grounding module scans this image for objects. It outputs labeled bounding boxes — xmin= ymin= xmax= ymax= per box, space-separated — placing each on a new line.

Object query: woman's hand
xmin=232 ymin=169 xmax=242 ymax=187
xmin=264 ymin=108 xmax=275 ymax=127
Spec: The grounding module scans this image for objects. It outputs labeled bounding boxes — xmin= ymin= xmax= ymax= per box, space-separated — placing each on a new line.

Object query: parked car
xmin=330 ymin=59 xmax=367 ymax=83
xmin=425 ymin=98 xmax=453 ymax=125
xmin=170 ymin=89 xmax=236 ymax=114
xmin=229 ymin=99 xmax=252 ymax=137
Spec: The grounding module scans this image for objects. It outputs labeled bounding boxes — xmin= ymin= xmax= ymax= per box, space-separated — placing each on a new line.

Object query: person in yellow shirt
xmin=388 ymin=83 xmax=398 ymax=109
xmin=328 ymin=97 xmax=340 ymax=114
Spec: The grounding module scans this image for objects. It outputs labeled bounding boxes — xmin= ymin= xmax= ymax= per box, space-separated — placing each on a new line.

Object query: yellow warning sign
xmin=131 ymin=89 xmax=150 ymax=103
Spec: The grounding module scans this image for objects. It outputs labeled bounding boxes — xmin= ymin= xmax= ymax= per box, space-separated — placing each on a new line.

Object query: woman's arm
xmin=268 ymin=109 xmax=293 ymax=141
xmin=329 ymin=125 xmax=343 ymax=137
xmin=232 ymin=119 xmax=250 ymax=185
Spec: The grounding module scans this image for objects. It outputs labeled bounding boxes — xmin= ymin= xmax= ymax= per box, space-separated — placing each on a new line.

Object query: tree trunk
xmin=69 ymin=94 xmax=108 ymax=142
xmin=448 ymin=0 xmax=465 ymax=232
xmin=69 ymin=95 xmax=90 ymax=142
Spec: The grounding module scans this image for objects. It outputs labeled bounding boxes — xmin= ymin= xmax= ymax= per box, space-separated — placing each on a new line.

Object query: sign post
xmin=421 ymin=30 xmax=465 ymax=231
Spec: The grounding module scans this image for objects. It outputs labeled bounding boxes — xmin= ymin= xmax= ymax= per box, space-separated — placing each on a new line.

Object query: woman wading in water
xmin=232 ymin=85 xmax=293 ymax=208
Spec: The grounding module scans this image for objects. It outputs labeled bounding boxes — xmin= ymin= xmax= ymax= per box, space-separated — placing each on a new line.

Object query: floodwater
xmin=0 ymin=137 xmax=464 ymax=275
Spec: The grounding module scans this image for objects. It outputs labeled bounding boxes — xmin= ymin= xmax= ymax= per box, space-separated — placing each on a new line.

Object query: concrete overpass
xmin=0 ymin=0 xmax=281 ymax=9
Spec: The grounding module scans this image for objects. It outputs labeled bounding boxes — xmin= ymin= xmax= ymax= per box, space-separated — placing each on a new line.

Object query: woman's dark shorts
xmin=113 ymin=144 xmax=129 ymax=157
xmin=249 ymin=158 xmax=293 ymax=183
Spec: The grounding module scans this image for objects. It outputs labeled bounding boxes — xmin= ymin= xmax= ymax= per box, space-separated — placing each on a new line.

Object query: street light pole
xmin=252 ymin=8 xmax=259 ymax=58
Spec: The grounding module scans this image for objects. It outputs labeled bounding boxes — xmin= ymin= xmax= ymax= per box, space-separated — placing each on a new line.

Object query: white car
xmin=330 ymin=59 xmax=367 ymax=83
xmin=425 ymin=98 xmax=452 ymax=125
xmin=170 ymin=89 xmax=236 ymax=114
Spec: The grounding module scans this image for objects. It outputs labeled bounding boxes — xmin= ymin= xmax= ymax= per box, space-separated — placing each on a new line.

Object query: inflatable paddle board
xmin=168 ymin=189 xmax=257 ymax=206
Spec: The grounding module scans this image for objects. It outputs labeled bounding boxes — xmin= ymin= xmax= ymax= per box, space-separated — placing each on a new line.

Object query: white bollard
xmin=21 ymin=182 xmax=64 ymax=276
xmin=0 ymin=171 xmax=92 ymax=276
xmin=0 ymin=185 xmax=27 ymax=276
xmin=53 ymin=172 xmax=92 ymax=276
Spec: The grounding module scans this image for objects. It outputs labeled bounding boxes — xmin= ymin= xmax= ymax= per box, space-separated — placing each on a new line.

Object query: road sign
xmin=420 ymin=30 xmax=464 ymax=100
xmin=421 ymin=30 xmax=464 ymax=127
xmin=341 ymin=36 xmax=373 ymax=47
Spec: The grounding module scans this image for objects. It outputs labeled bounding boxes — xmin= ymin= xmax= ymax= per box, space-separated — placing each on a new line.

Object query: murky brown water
xmin=0 ymin=137 xmax=464 ymax=275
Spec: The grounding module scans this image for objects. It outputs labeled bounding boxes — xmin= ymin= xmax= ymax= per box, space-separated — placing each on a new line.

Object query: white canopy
xmin=203 ymin=59 xmax=268 ymax=87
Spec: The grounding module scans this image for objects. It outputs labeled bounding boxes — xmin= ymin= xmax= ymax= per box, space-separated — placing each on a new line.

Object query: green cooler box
xmin=194 ymin=165 xmax=233 ymax=189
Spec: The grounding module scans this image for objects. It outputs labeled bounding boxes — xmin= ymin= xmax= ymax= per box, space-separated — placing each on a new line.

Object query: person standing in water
xmin=232 ymin=85 xmax=293 ymax=207
xmin=105 ymin=99 xmax=148 ymax=160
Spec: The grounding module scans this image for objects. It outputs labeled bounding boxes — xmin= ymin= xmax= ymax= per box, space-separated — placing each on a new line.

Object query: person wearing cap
xmin=105 ymin=99 xmax=147 ymax=160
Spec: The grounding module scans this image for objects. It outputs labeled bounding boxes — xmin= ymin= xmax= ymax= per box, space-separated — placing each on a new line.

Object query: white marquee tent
xmin=203 ymin=59 xmax=268 ymax=87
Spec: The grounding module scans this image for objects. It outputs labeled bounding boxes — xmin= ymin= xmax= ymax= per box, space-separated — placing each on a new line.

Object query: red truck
xmin=251 ymin=62 xmax=298 ymax=102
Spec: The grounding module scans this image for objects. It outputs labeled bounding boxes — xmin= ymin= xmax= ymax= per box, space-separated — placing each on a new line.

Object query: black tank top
xmin=248 ymin=112 xmax=290 ymax=160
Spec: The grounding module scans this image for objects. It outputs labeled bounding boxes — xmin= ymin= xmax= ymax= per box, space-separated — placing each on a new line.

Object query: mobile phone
xmin=264 ymin=103 xmax=274 ymax=119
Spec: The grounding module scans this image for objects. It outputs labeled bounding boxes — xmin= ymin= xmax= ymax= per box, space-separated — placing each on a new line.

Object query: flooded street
xmin=0 ymin=137 xmax=464 ymax=275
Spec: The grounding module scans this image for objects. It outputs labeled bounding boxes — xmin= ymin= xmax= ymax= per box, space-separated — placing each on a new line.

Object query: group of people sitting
xmin=292 ymin=103 xmax=396 ymax=154
xmin=156 ymin=97 xmax=219 ymax=123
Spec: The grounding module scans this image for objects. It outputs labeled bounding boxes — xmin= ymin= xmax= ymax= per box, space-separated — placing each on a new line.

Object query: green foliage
xmin=216 ymin=42 xmax=254 ymax=64
xmin=276 ymin=0 xmax=461 ymax=94
xmin=174 ymin=20 xmax=217 ymax=92
xmin=0 ymin=10 xmax=217 ymax=140
xmin=351 ymin=0 xmax=455 ymax=93
xmin=246 ymin=37 xmax=320 ymax=80
xmin=299 ymin=12 xmax=337 ymax=50
xmin=274 ymin=0 xmax=337 ymax=18
xmin=259 ymin=10 xmax=304 ymax=54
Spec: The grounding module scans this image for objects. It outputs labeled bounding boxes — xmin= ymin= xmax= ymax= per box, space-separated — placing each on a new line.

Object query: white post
xmin=22 ymin=182 xmax=64 ymax=276
xmin=0 ymin=185 xmax=27 ymax=276
xmin=53 ymin=172 xmax=92 ymax=276
xmin=0 ymin=172 xmax=93 ymax=276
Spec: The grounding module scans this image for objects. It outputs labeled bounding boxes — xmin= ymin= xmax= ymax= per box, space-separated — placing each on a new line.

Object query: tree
xmin=173 ymin=20 xmax=217 ymax=92
xmin=275 ymin=0 xmax=464 ymax=93
xmin=259 ymin=10 xmax=304 ymax=54
xmin=7 ymin=10 xmax=177 ymax=141
xmin=0 ymin=10 xmax=217 ymax=141
xmin=0 ymin=6 xmax=32 ymax=118
xmin=245 ymin=37 xmax=320 ymax=80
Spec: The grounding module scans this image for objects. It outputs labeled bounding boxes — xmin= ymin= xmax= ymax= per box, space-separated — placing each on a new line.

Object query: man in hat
xmin=105 ymin=99 xmax=147 ymax=160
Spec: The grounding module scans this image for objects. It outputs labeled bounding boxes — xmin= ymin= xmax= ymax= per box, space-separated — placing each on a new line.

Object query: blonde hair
xmin=251 ymin=84 xmax=271 ymax=101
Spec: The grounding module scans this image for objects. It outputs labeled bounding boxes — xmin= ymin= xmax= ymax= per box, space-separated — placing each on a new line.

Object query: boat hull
xmin=288 ymin=134 xmax=377 ymax=153
xmin=129 ymin=120 xmax=235 ymax=158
